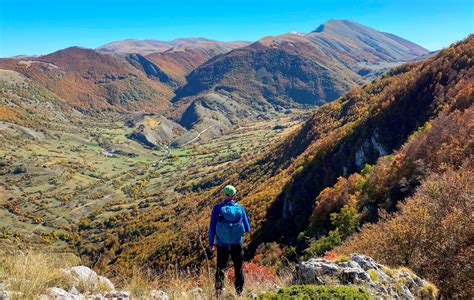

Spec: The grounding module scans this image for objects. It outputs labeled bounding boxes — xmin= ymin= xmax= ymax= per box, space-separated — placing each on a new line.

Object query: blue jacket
xmin=209 ymin=199 xmax=250 ymax=247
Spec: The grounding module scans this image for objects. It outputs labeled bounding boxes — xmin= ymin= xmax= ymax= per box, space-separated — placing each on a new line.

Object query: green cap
xmin=223 ymin=185 xmax=237 ymax=197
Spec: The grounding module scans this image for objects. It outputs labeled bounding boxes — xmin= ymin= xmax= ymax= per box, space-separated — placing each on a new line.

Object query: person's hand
xmin=210 ymin=245 xmax=215 ymax=251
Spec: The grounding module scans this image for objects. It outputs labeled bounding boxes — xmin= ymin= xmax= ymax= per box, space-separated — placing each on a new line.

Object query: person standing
xmin=208 ymin=185 xmax=250 ymax=296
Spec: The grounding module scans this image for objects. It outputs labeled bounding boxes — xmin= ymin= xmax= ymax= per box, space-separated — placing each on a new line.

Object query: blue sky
xmin=0 ymin=0 xmax=473 ymax=57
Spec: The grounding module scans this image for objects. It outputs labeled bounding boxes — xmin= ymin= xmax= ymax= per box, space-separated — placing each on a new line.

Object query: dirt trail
xmin=182 ymin=126 xmax=215 ymax=146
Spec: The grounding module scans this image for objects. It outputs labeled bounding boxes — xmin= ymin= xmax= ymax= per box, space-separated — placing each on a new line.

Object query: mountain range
xmin=171 ymin=20 xmax=428 ymax=134
xmin=1 ymin=19 xmax=430 ymax=146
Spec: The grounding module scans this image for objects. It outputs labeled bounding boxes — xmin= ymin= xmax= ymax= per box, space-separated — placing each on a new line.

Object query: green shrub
xmin=330 ymin=205 xmax=359 ymax=238
xmin=256 ymin=285 xmax=372 ymax=299
xmin=303 ymin=230 xmax=341 ymax=259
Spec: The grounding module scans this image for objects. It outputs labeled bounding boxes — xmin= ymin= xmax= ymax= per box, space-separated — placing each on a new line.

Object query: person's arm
xmin=242 ymin=207 xmax=250 ymax=233
xmin=208 ymin=205 xmax=219 ymax=247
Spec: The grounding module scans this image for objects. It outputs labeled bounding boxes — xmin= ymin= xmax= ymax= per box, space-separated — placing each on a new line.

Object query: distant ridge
xmin=97 ymin=38 xmax=250 ymax=55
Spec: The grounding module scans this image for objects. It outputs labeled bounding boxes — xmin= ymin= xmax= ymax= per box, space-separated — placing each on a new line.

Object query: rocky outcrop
xmin=126 ymin=114 xmax=187 ymax=148
xmin=295 ymin=254 xmax=436 ymax=299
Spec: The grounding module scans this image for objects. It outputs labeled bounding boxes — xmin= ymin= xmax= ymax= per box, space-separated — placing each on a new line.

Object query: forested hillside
xmin=240 ymin=35 xmax=473 ymax=297
xmin=0 ymin=47 xmax=173 ymax=112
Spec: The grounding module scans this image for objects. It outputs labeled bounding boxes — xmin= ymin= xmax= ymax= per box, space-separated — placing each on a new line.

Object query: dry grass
xmin=0 ymin=250 xmax=290 ymax=299
xmin=160 ymin=271 xmax=213 ymax=299
xmin=122 ymin=266 xmax=155 ymax=298
xmin=0 ymin=250 xmax=75 ymax=299
xmin=420 ymin=281 xmax=438 ymax=299
xmin=151 ymin=264 xmax=291 ymax=299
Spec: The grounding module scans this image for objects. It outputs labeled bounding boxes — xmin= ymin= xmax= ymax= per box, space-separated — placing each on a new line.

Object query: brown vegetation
xmin=337 ymin=168 xmax=473 ymax=298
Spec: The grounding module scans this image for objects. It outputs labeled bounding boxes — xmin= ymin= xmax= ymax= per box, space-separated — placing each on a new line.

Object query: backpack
xmin=216 ymin=202 xmax=245 ymax=245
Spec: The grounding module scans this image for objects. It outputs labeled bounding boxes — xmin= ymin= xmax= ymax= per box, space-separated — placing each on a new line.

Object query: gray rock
xmin=186 ymin=287 xmax=204 ymax=299
xmin=338 ymin=261 xmax=360 ymax=269
xmin=69 ymin=286 xmax=79 ymax=295
xmin=104 ymin=290 xmax=130 ymax=299
xmin=397 ymin=284 xmax=414 ymax=299
xmin=296 ymin=259 xmax=340 ymax=284
xmin=47 ymin=287 xmax=80 ymax=300
xmin=63 ymin=266 xmax=116 ymax=293
xmin=97 ymin=276 xmax=115 ymax=291
xmin=68 ymin=266 xmax=99 ymax=286
xmin=350 ymin=254 xmax=381 ymax=271
xmin=415 ymin=277 xmax=425 ymax=287
xmin=341 ymin=266 xmax=371 ymax=284
xmin=0 ymin=290 xmax=9 ymax=300
xmin=398 ymin=272 xmax=417 ymax=288
xmin=375 ymin=269 xmax=392 ymax=283
xmin=150 ymin=290 xmax=169 ymax=299
xmin=86 ymin=293 xmax=105 ymax=299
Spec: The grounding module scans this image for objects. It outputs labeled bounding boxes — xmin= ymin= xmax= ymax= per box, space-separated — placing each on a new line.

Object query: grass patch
xmin=256 ymin=285 xmax=372 ymax=299
xmin=397 ymin=267 xmax=416 ymax=279
xmin=367 ymin=269 xmax=379 ymax=281
xmin=0 ymin=251 xmax=75 ymax=298
xmin=419 ymin=282 xmax=438 ymax=299
xmin=397 ymin=277 xmax=408 ymax=285
xmin=383 ymin=267 xmax=396 ymax=278
xmin=122 ymin=267 xmax=153 ymax=298
xmin=335 ymin=255 xmax=350 ymax=262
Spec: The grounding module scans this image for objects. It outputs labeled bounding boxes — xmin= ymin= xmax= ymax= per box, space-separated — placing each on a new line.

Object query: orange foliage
xmin=225 ymin=262 xmax=276 ymax=284
xmin=0 ymin=106 xmax=24 ymax=124
xmin=322 ymin=250 xmax=338 ymax=261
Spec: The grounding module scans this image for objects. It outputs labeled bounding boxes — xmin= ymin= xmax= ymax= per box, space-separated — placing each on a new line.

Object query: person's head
xmin=223 ymin=185 xmax=237 ymax=199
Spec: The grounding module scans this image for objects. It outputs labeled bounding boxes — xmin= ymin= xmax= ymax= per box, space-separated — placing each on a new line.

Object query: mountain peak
xmin=313 ymin=19 xmax=357 ymax=32
xmin=312 ymin=19 xmax=370 ymax=34
xmin=309 ymin=19 xmax=428 ymax=57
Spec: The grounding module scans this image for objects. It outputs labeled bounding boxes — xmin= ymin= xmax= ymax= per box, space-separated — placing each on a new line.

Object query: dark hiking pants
xmin=215 ymin=244 xmax=244 ymax=295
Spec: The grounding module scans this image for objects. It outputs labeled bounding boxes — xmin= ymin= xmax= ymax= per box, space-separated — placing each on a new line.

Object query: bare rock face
xmin=295 ymin=253 xmax=435 ymax=299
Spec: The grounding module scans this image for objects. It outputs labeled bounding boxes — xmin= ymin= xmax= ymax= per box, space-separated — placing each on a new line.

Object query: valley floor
xmin=0 ymin=112 xmax=304 ymax=253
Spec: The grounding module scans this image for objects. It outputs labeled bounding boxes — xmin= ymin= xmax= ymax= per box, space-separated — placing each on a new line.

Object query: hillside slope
xmin=172 ymin=20 xmax=429 ymax=133
xmin=90 ymin=36 xmax=472 ymax=296
xmin=241 ymin=35 xmax=472 ymax=297
xmin=146 ymin=47 xmax=232 ymax=85
xmin=0 ymin=47 xmax=173 ymax=112
xmin=243 ymin=35 xmax=472 ymax=245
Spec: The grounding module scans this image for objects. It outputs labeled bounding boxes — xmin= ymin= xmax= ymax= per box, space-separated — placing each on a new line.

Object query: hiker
xmin=209 ymin=185 xmax=250 ymax=296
